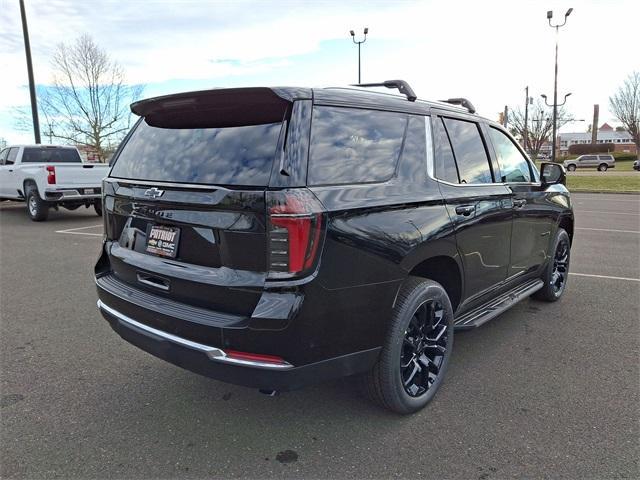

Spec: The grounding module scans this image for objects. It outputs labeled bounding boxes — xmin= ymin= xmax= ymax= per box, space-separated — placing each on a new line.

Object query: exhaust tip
xmin=259 ymin=389 xmax=278 ymax=397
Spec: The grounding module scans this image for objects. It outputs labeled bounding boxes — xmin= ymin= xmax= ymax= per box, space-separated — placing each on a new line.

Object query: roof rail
xmin=352 ymin=80 xmax=417 ymax=102
xmin=439 ymin=98 xmax=476 ymax=114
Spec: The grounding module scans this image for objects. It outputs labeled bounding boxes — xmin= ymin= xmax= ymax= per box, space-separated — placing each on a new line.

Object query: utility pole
xmin=503 ymin=106 xmax=509 ymax=128
xmin=349 ymin=28 xmax=368 ymax=84
xmin=523 ymin=87 xmax=529 ymax=149
xmin=591 ymin=104 xmax=599 ymax=144
xmin=19 ymin=0 xmax=41 ymax=144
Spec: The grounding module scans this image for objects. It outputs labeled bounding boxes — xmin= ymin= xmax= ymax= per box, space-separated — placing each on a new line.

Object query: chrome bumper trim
xmin=45 ymin=189 xmax=101 ymax=199
xmin=96 ymin=300 xmax=293 ymax=370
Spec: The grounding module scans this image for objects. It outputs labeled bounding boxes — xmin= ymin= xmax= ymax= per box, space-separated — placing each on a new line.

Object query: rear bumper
xmin=44 ymin=187 xmax=101 ymax=201
xmin=97 ymin=299 xmax=380 ymax=391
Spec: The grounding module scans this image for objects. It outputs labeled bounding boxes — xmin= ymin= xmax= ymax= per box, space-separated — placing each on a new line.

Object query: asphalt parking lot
xmin=1 ymin=193 xmax=638 ymax=479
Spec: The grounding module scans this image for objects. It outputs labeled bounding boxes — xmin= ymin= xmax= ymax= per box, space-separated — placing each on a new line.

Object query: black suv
xmin=95 ymin=81 xmax=574 ymax=414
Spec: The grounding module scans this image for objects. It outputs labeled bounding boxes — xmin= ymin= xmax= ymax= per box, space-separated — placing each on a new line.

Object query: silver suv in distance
xmin=563 ymin=154 xmax=615 ymax=172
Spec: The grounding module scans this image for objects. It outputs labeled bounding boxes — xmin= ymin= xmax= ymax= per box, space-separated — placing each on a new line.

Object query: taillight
xmin=267 ymin=189 xmax=325 ymax=279
xmin=46 ymin=165 xmax=56 ymax=184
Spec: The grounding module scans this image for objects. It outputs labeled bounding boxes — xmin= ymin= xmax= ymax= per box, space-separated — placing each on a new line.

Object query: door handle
xmin=455 ymin=205 xmax=475 ymax=216
xmin=513 ymin=199 xmax=527 ymax=208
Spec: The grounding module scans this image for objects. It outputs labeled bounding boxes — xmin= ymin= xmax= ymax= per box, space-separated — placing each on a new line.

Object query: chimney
xmin=591 ymin=105 xmax=599 ymax=144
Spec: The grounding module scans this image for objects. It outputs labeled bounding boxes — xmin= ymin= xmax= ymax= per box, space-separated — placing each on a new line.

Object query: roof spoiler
xmin=129 ymin=87 xmax=292 ymax=128
xmin=352 ymin=80 xmax=417 ymax=102
xmin=439 ymin=98 xmax=476 ymax=114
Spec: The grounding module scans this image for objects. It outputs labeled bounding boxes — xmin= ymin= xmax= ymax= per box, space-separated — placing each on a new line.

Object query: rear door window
xmin=21 ymin=147 xmax=82 ymax=163
xmin=308 ymin=106 xmax=407 ymax=186
xmin=488 ymin=127 xmax=532 ymax=183
xmin=110 ymin=119 xmax=283 ymax=186
xmin=442 ymin=118 xmax=493 ymax=184
xmin=6 ymin=148 xmax=19 ymax=165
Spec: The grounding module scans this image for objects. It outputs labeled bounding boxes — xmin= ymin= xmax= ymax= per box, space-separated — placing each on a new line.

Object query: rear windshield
xmin=110 ymin=119 xmax=282 ymax=186
xmin=22 ymin=147 xmax=81 ymax=163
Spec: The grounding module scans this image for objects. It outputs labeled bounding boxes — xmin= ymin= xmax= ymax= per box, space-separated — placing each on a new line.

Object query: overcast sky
xmin=1 ymin=0 xmax=638 ymax=145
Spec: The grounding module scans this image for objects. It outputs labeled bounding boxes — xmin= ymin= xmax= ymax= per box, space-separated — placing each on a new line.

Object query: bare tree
xmin=609 ymin=71 xmax=640 ymax=159
xmin=507 ymin=100 xmax=573 ymax=159
xmin=38 ymin=35 xmax=142 ymax=159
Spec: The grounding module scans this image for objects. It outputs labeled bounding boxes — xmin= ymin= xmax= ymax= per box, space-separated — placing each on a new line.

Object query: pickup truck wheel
xmin=533 ymin=228 xmax=570 ymax=302
xmin=567 ymin=164 xmax=576 ymax=172
xmin=94 ymin=200 xmax=102 ymax=217
xmin=26 ymin=187 xmax=49 ymax=222
xmin=598 ymin=163 xmax=608 ymax=172
xmin=360 ymin=277 xmax=454 ymax=414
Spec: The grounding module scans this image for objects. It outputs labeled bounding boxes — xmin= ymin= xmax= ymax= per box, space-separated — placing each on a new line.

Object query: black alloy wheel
xmin=401 ymin=300 xmax=448 ymax=397
xmin=551 ymin=236 xmax=570 ymax=296
xmin=361 ymin=277 xmax=454 ymax=414
xmin=533 ymin=228 xmax=571 ymax=302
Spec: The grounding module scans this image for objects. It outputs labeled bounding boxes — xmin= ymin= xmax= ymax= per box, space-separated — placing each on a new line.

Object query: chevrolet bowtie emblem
xmin=144 ymin=187 xmax=165 ymax=199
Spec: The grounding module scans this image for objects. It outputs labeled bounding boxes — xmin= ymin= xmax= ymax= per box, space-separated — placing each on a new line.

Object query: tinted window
xmin=111 ymin=119 xmax=282 ymax=186
xmin=0 ymin=149 xmax=8 ymax=165
xmin=433 ymin=118 xmax=459 ymax=183
xmin=6 ymin=148 xmax=19 ymax=165
xmin=308 ymin=107 xmax=407 ymax=185
xmin=397 ymin=116 xmax=427 ymax=180
xmin=442 ymin=118 xmax=493 ymax=184
xmin=580 ymin=155 xmax=596 ymax=161
xmin=598 ymin=155 xmax=613 ymax=160
xmin=488 ymin=127 xmax=532 ymax=183
xmin=22 ymin=147 xmax=81 ymax=163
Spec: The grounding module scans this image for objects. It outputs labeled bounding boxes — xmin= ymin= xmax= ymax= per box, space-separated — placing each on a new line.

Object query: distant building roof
xmin=599 ymin=123 xmax=614 ymax=131
xmin=558 ymin=130 xmax=632 ymax=141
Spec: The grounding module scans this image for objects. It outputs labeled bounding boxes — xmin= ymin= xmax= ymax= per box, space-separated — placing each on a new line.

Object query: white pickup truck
xmin=0 ymin=145 xmax=110 ymax=221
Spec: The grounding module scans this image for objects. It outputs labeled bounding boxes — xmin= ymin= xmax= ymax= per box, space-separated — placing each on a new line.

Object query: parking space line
xmin=575 ymin=199 xmax=640 ymax=203
xmin=569 ymin=272 xmax=640 ymax=283
xmin=56 ymin=224 xmax=103 ymax=237
xmin=56 ymin=231 xmax=103 ymax=237
xmin=55 ymin=224 xmax=103 ymax=233
xmin=576 ymin=227 xmax=640 ymax=234
xmin=575 ymin=210 xmax=639 ymax=216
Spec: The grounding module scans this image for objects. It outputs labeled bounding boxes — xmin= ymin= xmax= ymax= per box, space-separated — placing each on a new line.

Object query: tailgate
xmin=103 ymin=180 xmax=267 ymax=316
xmin=53 ymin=164 xmax=108 ymax=186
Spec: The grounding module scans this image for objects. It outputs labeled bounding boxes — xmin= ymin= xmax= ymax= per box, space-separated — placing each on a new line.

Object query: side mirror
xmin=540 ymin=162 xmax=566 ymax=187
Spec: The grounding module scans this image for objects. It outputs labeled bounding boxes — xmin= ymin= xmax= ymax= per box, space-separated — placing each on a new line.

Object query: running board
xmin=454 ymin=279 xmax=544 ymax=330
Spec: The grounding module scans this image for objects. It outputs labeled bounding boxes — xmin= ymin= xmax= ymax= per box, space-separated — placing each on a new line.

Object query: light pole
xmin=349 ymin=27 xmax=368 ymax=84
xmin=19 ymin=0 xmax=40 ymax=144
xmin=545 ymin=7 xmax=573 ymax=162
xmin=542 ymin=92 xmax=571 ymax=159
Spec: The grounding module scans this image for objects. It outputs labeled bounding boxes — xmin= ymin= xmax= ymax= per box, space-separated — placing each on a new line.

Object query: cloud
xmin=1 ymin=0 xmax=638 ymax=143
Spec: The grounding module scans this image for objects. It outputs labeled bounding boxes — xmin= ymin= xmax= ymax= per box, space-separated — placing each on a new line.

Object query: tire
xmin=533 ymin=228 xmax=570 ymax=302
xmin=25 ymin=186 xmax=49 ymax=222
xmin=567 ymin=164 xmax=576 ymax=172
xmin=598 ymin=163 xmax=608 ymax=172
xmin=94 ymin=200 xmax=103 ymax=217
xmin=361 ymin=277 xmax=454 ymax=414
